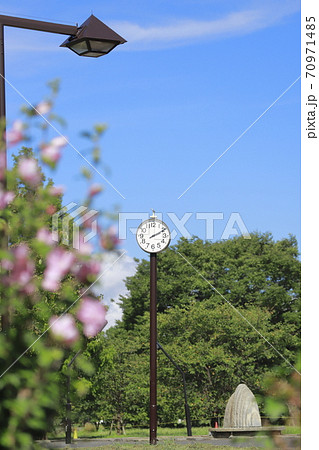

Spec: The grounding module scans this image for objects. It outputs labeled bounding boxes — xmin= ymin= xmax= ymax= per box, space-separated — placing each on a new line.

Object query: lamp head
xmin=60 ymin=14 xmax=126 ymax=57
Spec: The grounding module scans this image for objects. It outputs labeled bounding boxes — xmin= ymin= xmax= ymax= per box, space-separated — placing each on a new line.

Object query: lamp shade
xmin=60 ymin=14 xmax=126 ymax=57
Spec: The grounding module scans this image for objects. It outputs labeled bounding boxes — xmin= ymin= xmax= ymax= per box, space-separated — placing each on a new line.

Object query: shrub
xmin=84 ymin=422 xmax=96 ymax=432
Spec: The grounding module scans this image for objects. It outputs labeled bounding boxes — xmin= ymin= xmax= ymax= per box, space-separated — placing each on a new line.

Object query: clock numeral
xmin=139 ymin=234 xmax=143 ymax=238
xmin=157 ymin=243 xmax=161 ymax=249
xmin=151 ymin=244 xmax=155 ymax=250
xmin=142 ymin=239 xmax=145 ymax=244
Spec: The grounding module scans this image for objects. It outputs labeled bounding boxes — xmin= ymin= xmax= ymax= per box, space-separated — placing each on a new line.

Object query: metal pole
xmin=0 ymin=23 xmax=8 ymax=333
xmin=0 ymin=24 xmax=5 ymax=128
xmin=65 ymin=349 xmax=81 ymax=444
xmin=157 ymin=342 xmax=192 ymax=436
xmin=66 ymin=373 xmax=72 ymax=444
xmin=0 ymin=15 xmax=77 ymax=35
xmin=182 ymin=373 xmax=192 ymax=437
xmin=0 ymin=17 xmax=75 ymax=333
xmin=150 ymin=252 xmax=157 ymax=445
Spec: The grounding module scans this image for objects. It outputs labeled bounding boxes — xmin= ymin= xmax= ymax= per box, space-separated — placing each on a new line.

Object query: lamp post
xmin=0 ymin=13 xmax=126 ymax=330
xmin=0 ymin=12 xmax=126 ymax=180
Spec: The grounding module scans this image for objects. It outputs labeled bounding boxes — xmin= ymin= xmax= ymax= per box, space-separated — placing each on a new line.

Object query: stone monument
xmin=210 ymin=383 xmax=284 ymax=438
xmin=223 ymin=383 xmax=261 ymax=428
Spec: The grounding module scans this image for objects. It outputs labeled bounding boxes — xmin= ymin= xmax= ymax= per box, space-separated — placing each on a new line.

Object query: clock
xmin=136 ymin=217 xmax=171 ymax=253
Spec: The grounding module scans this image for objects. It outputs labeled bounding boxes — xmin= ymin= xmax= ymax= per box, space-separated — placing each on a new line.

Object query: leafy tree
xmin=72 ymin=326 xmax=149 ymax=432
xmin=78 ymin=234 xmax=300 ymax=426
xmin=121 ymin=234 xmax=300 ymax=331
xmin=0 ymin=83 xmax=117 ymax=448
xmin=156 ymin=300 xmax=299 ymax=420
xmin=0 ymin=148 xmax=80 ymax=448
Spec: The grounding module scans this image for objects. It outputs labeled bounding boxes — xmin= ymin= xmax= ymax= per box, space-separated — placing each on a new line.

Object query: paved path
xmin=37 ymin=434 xmax=301 ymax=449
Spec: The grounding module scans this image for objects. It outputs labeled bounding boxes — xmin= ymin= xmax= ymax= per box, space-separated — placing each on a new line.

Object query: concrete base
xmin=209 ymin=426 xmax=285 ymax=438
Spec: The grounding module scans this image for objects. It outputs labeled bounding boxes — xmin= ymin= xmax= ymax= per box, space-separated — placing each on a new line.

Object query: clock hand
xmin=149 ymin=227 xmax=166 ymax=239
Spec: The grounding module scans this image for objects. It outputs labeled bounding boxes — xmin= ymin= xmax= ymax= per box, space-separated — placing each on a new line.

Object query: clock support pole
xmin=150 ymin=252 xmax=157 ymax=445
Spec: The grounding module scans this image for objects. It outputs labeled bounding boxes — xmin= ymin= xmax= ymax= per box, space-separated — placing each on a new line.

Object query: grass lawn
xmin=38 ymin=441 xmax=261 ymax=450
xmin=42 ymin=426 xmax=300 ymax=450
xmin=48 ymin=425 xmax=300 ymax=440
xmin=59 ymin=446 xmax=259 ymax=450
xmin=48 ymin=426 xmax=211 ymax=439
xmin=282 ymin=425 xmax=301 ymax=435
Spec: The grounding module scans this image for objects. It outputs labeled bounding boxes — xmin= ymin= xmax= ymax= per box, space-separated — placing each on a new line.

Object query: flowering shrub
xmin=0 ymin=81 xmax=118 ymax=448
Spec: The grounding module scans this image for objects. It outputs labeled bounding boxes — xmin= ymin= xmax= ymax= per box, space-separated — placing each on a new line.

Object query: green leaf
xmin=265 ymin=397 xmax=287 ymax=418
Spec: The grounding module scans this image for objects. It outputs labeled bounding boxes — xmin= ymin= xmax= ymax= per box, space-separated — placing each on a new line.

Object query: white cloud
xmin=116 ymin=11 xmax=260 ymax=44
xmin=113 ymin=2 xmax=300 ymax=51
xmin=93 ymin=251 xmax=137 ymax=329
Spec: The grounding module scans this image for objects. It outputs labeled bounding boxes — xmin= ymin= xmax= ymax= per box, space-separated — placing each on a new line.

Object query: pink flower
xmin=4 ymin=244 xmax=35 ymax=294
xmin=75 ymin=232 xmax=93 ymax=255
xmin=51 ymin=136 xmax=68 ymax=147
xmin=41 ymin=145 xmax=61 ymax=164
xmin=81 ymin=213 xmax=97 ymax=230
xmin=100 ymin=226 xmax=120 ymax=251
xmin=49 ymin=185 xmax=64 ymax=196
xmin=46 ymin=205 xmax=57 ymax=215
xmin=5 ymin=120 xmax=24 ymax=147
xmin=11 ymin=245 xmax=34 ymax=284
xmin=42 ymin=248 xmax=75 ymax=291
xmin=72 ymin=259 xmax=100 ymax=283
xmin=36 ymin=227 xmax=58 ymax=246
xmin=49 ymin=314 xmax=79 ymax=345
xmin=0 ymin=190 xmax=15 ymax=209
xmin=35 ymin=100 xmax=52 ymax=115
xmin=1 ymin=258 xmax=13 ymax=271
xmin=17 ymin=157 xmax=41 ymax=186
xmin=89 ymin=183 xmax=103 ymax=197
xmin=41 ymin=136 xmax=67 ymax=166
xmin=77 ymin=297 xmax=107 ymax=337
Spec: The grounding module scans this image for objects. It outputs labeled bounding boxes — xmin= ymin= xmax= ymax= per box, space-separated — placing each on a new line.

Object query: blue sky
xmin=5 ymin=1 xmax=318 ymax=433
xmin=2 ymin=0 xmax=300 ymax=262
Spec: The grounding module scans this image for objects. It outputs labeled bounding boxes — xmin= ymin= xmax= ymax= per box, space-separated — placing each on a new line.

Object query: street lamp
xmin=0 ymin=14 xmax=125 ymax=330
xmin=0 ymin=12 xmax=126 ymax=175
xmin=60 ymin=15 xmax=126 ymax=57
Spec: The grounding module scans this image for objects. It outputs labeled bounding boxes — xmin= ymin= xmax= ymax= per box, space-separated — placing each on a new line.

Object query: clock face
xmin=136 ymin=218 xmax=171 ymax=253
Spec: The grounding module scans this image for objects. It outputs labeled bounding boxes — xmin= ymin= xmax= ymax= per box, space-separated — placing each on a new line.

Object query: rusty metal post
xmin=157 ymin=342 xmax=192 ymax=436
xmin=0 ymin=24 xmax=5 ymax=127
xmin=0 ymin=23 xmax=8 ymax=332
xmin=150 ymin=252 xmax=157 ymax=445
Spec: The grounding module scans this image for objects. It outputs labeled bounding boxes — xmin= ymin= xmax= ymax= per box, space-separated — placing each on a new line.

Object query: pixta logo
xmin=118 ymin=212 xmax=251 ymax=241
xmin=52 ymin=203 xmax=99 ymax=250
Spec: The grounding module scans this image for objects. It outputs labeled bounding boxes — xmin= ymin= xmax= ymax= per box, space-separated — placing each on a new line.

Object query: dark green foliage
xmin=0 ymin=149 xmax=84 ymax=448
xmin=75 ymin=233 xmax=300 ymax=427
